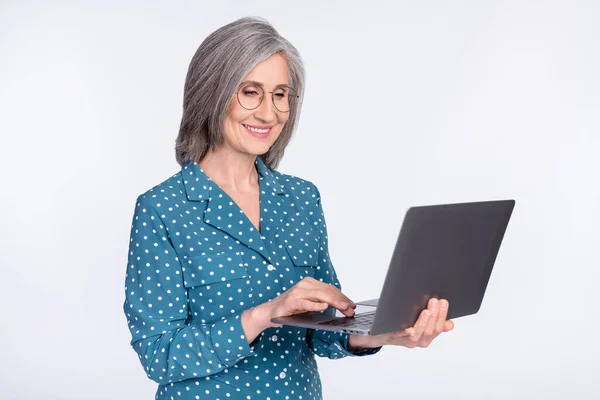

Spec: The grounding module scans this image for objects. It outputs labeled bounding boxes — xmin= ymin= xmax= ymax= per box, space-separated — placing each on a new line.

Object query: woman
xmin=123 ymin=16 xmax=454 ymax=400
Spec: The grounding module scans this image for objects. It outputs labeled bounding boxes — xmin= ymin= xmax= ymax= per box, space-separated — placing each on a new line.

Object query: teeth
xmin=244 ymin=124 xmax=270 ymax=134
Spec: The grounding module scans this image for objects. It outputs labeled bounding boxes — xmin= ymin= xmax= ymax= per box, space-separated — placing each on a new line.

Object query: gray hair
xmin=175 ymin=16 xmax=305 ymax=170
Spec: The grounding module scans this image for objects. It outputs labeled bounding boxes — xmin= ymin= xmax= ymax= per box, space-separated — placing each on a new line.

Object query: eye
xmin=273 ymin=89 xmax=287 ymax=98
xmin=240 ymin=85 xmax=262 ymax=96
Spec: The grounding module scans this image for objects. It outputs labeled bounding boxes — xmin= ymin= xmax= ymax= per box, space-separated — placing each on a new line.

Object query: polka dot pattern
xmin=123 ymin=157 xmax=380 ymax=400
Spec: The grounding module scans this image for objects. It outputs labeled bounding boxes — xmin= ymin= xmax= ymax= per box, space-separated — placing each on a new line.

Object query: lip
xmin=243 ymin=124 xmax=273 ymax=129
xmin=243 ymin=123 xmax=272 ymax=138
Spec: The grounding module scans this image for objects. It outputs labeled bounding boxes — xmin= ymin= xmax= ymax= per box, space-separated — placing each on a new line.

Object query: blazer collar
xmin=182 ymin=156 xmax=284 ymax=201
xmin=181 ymin=156 xmax=286 ymax=262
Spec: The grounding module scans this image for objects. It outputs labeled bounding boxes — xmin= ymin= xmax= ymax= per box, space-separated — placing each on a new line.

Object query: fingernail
xmin=431 ymin=299 xmax=438 ymax=309
xmin=340 ymin=301 xmax=349 ymax=308
xmin=440 ymin=300 xmax=448 ymax=310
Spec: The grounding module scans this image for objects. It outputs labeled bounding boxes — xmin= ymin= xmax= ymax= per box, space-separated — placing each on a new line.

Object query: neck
xmin=199 ymin=149 xmax=259 ymax=191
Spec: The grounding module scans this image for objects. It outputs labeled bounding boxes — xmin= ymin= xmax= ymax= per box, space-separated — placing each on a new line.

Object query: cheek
xmin=277 ymin=115 xmax=290 ymax=129
xmin=273 ymin=117 xmax=289 ymax=136
xmin=226 ymin=99 xmax=249 ymax=125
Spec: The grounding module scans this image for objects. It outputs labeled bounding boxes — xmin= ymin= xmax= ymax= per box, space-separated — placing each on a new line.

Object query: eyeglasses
xmin=236 ymin=83 xmax=299 ymax=113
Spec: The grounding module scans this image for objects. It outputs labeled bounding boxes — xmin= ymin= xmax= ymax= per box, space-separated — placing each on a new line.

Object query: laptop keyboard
xmin=318 ymin=311 xmax=376 ymax=330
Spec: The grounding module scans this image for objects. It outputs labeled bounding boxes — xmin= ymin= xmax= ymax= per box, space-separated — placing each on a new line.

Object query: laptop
xmin=271 ymin=199 xmax=515 ymax=336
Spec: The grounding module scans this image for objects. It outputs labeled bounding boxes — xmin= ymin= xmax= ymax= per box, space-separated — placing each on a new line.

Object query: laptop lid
xmin=370 ymin=199 xmax=515 ymax=335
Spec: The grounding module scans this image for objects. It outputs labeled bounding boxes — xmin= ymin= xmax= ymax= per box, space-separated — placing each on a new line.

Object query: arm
xmin=305 ymin=184 xmax=382 ymax=359
xmin=123 ymin=195 xmax=255 ymax=384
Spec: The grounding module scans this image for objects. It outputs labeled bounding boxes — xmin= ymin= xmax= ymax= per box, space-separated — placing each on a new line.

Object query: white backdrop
xmin=1 ymin=1 xmax=599 ymax=399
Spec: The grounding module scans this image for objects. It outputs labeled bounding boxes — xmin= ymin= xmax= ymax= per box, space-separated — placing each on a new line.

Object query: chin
xmin=246 ymin=143 xmax=273 ymax=156
xmin=241 ymin=134 xmax=280 ymax=152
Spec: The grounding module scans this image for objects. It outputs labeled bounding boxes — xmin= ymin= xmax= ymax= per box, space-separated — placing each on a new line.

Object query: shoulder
xmin=271 ymin=170 xmax=326 ymax=228
xmin=272 ymin=169 xmax=322 ymax=203
xmin=133 ymin=169 xmax=185 ymax=211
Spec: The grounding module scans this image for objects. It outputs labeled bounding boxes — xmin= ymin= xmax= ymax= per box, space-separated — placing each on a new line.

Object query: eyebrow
xmin=239 ymin=80 xmax=294 ymax=90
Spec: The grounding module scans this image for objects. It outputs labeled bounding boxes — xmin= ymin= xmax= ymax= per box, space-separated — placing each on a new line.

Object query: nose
xmin=253 ymin=94 xmax=277 ymax=122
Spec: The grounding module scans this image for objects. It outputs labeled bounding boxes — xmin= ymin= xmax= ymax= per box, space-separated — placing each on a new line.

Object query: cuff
xmin=210 ymin=313 xmax=255 ymax=366
xmin=340 ymin=332 xmax=382 ymax=357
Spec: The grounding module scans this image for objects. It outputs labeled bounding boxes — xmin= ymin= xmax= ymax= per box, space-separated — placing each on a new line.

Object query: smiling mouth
xmin=243 ymin=124 xmax=272 ymax=135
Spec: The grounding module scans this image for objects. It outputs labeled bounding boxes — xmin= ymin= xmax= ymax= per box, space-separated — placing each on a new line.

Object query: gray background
xmin=1 ymin=1 xmax=599 ymax=399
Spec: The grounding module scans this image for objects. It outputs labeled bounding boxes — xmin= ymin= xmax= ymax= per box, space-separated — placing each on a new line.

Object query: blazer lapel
xmin=181 ymin=157 xmax=287 ymax=263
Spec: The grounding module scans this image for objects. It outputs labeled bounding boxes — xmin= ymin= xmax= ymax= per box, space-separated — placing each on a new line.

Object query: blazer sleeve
xmin=123 ymin=195 xmax=255 ymax=384
xmin=305 ymin=184 xmax=382 ymax=359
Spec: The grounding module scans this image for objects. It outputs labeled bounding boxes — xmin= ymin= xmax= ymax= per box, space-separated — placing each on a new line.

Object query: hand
xmin=348 ymin=298 xmax=454 ymax=352
xmin=242 ymin=277 xmax=356 ymax=343
xmin=263 ymin=276 xmax=356 ymax=326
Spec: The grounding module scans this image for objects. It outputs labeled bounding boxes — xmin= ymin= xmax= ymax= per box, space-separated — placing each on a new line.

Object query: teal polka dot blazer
xmin=123 ymin=156 xmax=380 ymax=400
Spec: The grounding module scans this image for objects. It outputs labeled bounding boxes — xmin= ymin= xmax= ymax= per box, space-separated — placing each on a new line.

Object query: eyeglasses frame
xmin=235 ymin=84 xmax=300 ymax=113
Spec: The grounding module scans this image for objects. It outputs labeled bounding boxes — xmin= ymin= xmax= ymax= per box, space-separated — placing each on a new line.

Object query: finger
xmin=312 ymin=280 xmax=356 ymax=308
xmin=300 ymin=288 xmax=355 ymax=317
xmin=444 ymin=320 xmax=454 ymax=332
xmin=298 ymin=298 xmax=330 ymax=313
xmin=318 ymin=283 xmax=356 ymax=311
xmin=295 ymin=278 xmax=309 ymax=289
xmin=423 ymin=298 xmax=439 ymax=336
xmin=410 ymin=309 xmax=431 ymax=342
xmin=296 ymin=276 xmax=319 ymax=289
xmin=435 ymin=299 xmax=449 ymax=333
xmin=295 ymin=277 xmax=358 ymax=309
xmin=299 ymin=287 xmax=348 ymax=308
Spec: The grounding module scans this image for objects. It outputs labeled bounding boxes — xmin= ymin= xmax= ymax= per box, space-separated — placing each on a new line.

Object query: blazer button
xmin=267 ymin=265 xmax=275 ymax=271
xmin=271 ymin=335 xmax=278 ymax=342
xmin=279 ymin=372 xmax=286 ymax=379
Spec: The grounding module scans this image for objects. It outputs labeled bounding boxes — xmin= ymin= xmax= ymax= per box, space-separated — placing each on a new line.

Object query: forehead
xmin=243 ymin=53 xmax=289 ymax=87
